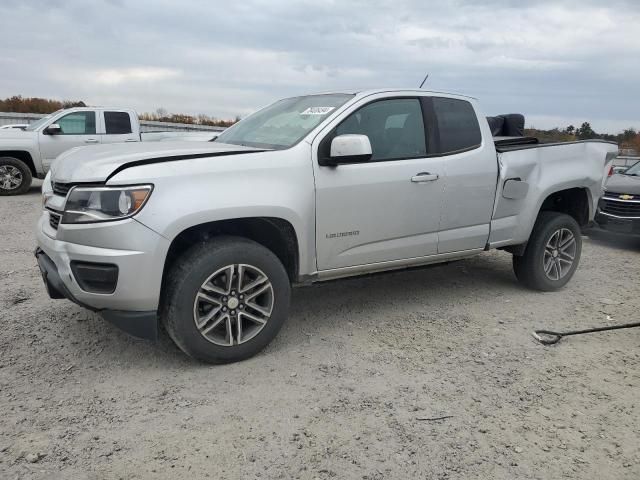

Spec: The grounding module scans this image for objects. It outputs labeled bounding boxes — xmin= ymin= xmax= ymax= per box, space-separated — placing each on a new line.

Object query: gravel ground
xmin=1 ymin=181 xmax=639 ymax=480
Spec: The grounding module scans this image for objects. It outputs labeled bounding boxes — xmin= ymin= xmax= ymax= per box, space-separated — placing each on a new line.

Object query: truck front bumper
xmin=35 ymin=248 xmax=158 ymax=339
xmin=594 ymin=210 xmax=640 ymax=237
xmin=35 ymin=213 xmax=170 ymax=340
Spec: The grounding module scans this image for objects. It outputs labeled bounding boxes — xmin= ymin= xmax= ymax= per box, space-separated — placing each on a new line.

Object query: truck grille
xmin=48 ymin=209 xmax=62 ymax=229
xmin=601 ymin=194 xmax=640 ymax=218
xmin=52 ymin=181 xmax=71 ymax=197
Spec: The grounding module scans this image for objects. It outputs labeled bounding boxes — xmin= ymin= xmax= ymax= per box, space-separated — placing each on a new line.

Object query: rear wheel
xmin=0 ymin=157 xmax=32 ymax=195
xmin=161 ymin=236 xmax=291 ymax=363
xmin=513 ymin=212 xmax=582 ymax=291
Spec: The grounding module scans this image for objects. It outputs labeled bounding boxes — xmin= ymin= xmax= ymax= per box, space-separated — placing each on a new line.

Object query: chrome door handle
xmin=411 ymin=172 xmax=439 ymax=182
xmin=125 ymin=139 xmax=138 ymax=142
xmin=84 ymin=139 xmax=99 ymax=144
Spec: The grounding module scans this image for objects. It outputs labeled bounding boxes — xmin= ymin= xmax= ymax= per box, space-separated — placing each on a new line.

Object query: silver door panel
xmin=437 ymin=224 xmax=490 ymax=253
xmin=437 ymin=148 xmax=497 ymax=252
xmin=314 ymin=157 xmax=444 ymax=270
xmin=331 ymin=231 xmax=440 ymax=267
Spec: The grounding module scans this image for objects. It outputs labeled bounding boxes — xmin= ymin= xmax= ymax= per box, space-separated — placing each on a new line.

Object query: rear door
xmin=100 ymin=110 xmax=139 ymax=144
xmin=312 ymin=95 xmax=446 ymax=271
xmin=38 ymin=110 xmax=100 ymax=170
xmin=429 ymin=97 xmax=498 ymax=253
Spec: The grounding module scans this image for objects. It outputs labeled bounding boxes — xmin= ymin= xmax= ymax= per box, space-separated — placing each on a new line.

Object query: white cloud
xmin=93 ymin=67 xmax=181 ymax=85
xmin=483 ymin=56 xmax=574 ymax=71
xmin=48 ymin=66 xmax=181 ymax=87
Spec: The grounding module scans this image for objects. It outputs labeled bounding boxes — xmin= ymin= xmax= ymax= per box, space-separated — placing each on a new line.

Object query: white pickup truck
xmin=0 ymin=107 xmax=142 ymax=195
xmin=0 ymin=108 xmax=221 ymax=195
xmin=35 ymin=89 xmax=618 ymax=363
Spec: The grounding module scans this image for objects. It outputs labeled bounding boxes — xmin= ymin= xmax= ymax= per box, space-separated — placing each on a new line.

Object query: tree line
xmin=0 ymin=95 xmax=86 ymax=113
xmin=525 ymin=122 xmax=640 ymax=153
xmin=138 ymin=108 xmax=238 ymax=128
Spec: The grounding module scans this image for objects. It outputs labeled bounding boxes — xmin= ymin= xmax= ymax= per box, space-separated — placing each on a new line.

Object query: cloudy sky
xmin=0 ymin=0 xmax=638 ymax=132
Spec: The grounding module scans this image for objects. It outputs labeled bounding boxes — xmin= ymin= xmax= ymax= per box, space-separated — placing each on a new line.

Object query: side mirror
xmin=44 ymin=123 xmax=62 ymax=135
xmin=321 ymin=134 xmax=372 ymax=166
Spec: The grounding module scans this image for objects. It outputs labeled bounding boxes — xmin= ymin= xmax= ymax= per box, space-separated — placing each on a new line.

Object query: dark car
xmin=595 ymin=161 xmax=640 ymax=235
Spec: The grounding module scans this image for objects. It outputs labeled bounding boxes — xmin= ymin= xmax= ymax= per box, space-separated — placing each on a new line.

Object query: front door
xmin=39 ymin=111 xmax=100 ymax=170
xmin=313 ymin=97 xmax=445 ymax=271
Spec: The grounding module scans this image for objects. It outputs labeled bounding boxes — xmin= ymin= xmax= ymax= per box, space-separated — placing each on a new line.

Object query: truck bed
xmin=489 ymin=139 xmax=619 ymax=248
xmin=494 ymin=137 xmax=616 ymax=153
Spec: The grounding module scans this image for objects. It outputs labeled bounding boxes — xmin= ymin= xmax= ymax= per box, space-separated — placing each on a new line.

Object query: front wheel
xmin=0 ymin=157 xmax=33 ymax=195
xmin=161 ymin=236 xmax=291 ymax=363
xmin=513 ymin=212 xmax=582 ymax=291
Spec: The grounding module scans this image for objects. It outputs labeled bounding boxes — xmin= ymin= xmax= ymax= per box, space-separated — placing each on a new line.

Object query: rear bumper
xmin=594 ymin=210 xmax=640 ymax=236
xmin=35 ymin=248 xmax=158 ymax=340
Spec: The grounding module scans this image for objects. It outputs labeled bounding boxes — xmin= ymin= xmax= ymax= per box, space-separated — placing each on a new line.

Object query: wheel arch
xmin=502 ymin=186 xmax=591 ymax=256
xmin=161 ymin=217 xmax=301 ymax=289
xmin=537 ymin=187 xmax=591 ymax=227
xmin=0 ymin=150 xmax=36 ymax=177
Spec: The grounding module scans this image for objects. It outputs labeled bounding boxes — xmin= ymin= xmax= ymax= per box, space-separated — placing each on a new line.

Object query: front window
xmin=333 ymin=98 xmax=427 ymax=161
xmin=215 ymin=94 xmax=353 ymax=150
xmin=56 ymin=111 xmax=96 ymax=135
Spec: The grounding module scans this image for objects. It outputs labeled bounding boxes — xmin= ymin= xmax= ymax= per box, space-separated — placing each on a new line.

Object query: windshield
xmin=25 ymin=110 xmax=62 ymax=131
xmin=624 ymin=161 xmax=640 ymax=176
xmin=215 ymin=94 xmax=354 ymax=149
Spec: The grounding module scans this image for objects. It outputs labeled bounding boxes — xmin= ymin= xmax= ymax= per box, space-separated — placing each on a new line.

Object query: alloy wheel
xmin=543 ymin=228 xmax=576 ymax=281
xmin=193 ymin=264 xmax=274 ymax=346
xmin=0 ymin=165 xmax=22 ymax=190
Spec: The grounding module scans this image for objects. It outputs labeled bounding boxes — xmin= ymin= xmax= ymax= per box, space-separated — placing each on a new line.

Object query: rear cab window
xmin=430 ymin=97 xmax=481 ymax=154
xmin=104 ymin=111 xmax=133 ymax=134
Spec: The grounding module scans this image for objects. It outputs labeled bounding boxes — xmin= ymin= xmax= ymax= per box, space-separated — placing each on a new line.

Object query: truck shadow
xmin=288 ymin=254 xmax=519 ymax=323
xmin=27 ymin=178 xmax=43 ymax=194
xmin=585 ymin=230 xmax=640 ymax=252
xmin=50 ymin=253 xmax=520 ymax=367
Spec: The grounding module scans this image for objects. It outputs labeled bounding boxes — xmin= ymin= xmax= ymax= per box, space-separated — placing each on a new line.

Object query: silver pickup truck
xmin=35 ymin=89 xmax=618 ymax=363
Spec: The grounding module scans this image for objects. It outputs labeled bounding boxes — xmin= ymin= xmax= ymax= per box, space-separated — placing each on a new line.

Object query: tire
xmin=513 ymin=211 xmax=582 ymax=291
xmin=161 ymin=236 xmax=291 ymax=363
xmin=0 ymin=157 xmax=32 ymax=196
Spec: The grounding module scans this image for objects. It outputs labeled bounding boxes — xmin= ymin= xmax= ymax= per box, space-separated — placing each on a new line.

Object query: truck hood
xmin=605 ymin=173 xmax=640 ymax=195
xmin=0 ymin=129 xmax=37 ymax=140
xmin=50 ymin=141 xmax=264 ymax=183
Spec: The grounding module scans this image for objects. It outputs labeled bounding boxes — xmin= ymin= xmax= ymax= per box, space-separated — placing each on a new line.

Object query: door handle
xmin=125 ymin=139 xmax=138 ymax=142
xmin=84 ymin=139 xmax=99 ymax=144
xmin=411 ymin=172 xmax=439 ymax=183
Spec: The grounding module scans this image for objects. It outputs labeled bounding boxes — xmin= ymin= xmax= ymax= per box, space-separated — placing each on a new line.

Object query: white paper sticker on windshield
xmin=300 ymin=107 xmax=335 ymax=116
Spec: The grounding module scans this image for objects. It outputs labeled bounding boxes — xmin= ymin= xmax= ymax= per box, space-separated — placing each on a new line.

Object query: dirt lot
xmin=1 ymin=182 xmax=639 ymax=480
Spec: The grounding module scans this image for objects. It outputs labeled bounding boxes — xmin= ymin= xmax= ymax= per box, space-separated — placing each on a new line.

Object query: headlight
xmin=42 ymin=172 xmax=53 ymax=207
xmin=62 ymin=185 xmax=153 ymax=224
